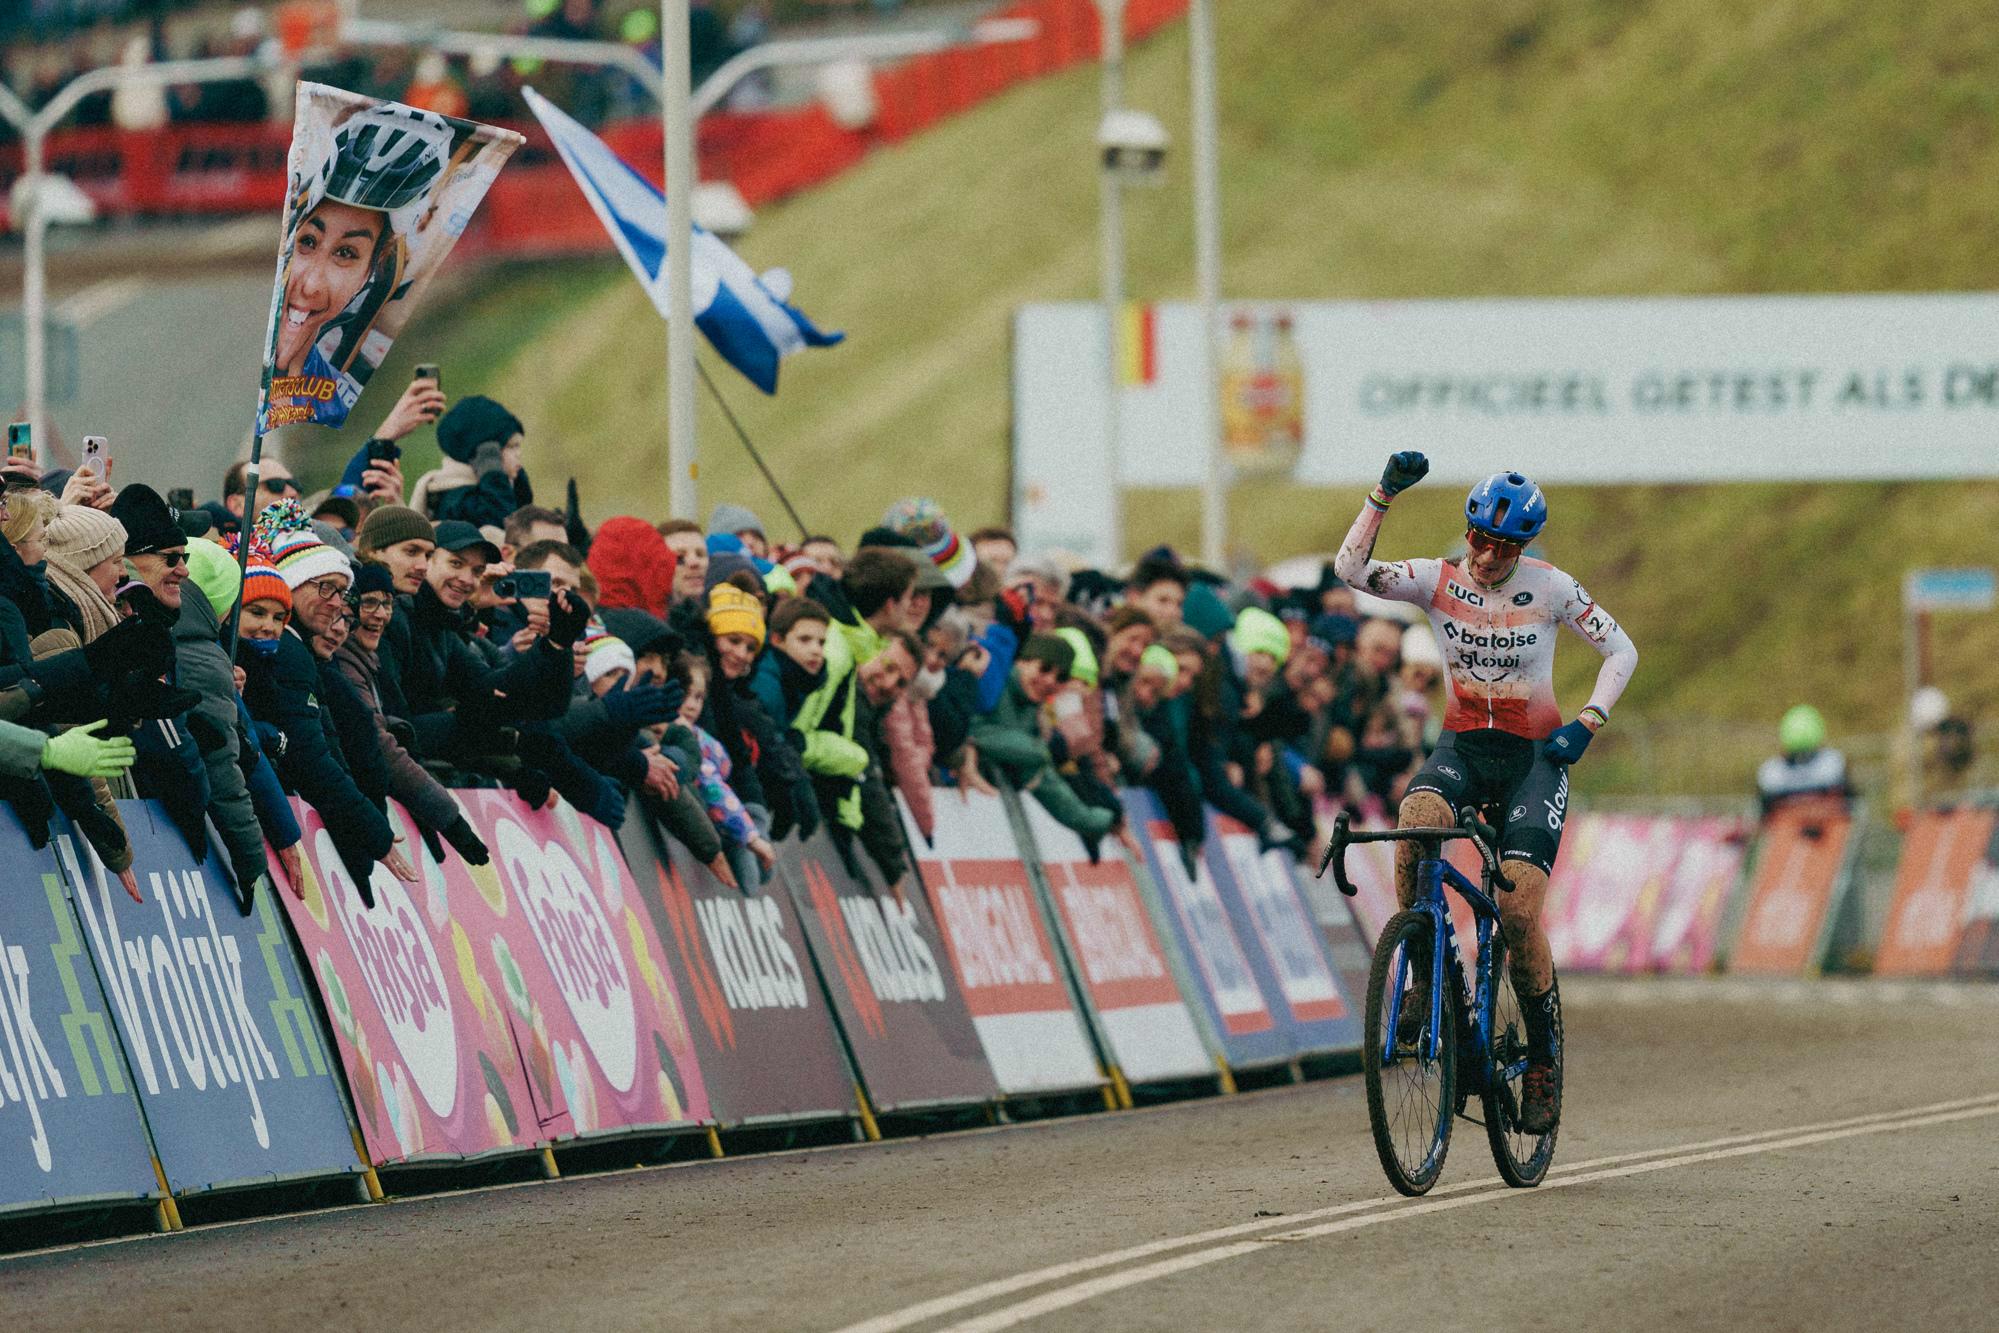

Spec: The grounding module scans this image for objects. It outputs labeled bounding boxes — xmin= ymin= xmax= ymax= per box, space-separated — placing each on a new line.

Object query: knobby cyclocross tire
xmin=1480 ymin=935 xmax=1560 ymax=1187
xmin=1364 ymin=910 xmax=1457 ymax=1196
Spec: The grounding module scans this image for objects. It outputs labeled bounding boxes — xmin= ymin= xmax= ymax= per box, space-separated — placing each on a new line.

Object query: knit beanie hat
xmin=883 ymin=497 xmax=976 ymax=590
xmin=107 ymin=483 xmax=184 ymax=556
xmin=1229 ymin=605 xmax=1291 ymax=668
xmin=1181 ymin=579 xmax=1234 ymax=640
xmin=705 ymin=583 xmax=766 ymax=648
xmin=705 ymin=549 xmax=759 ymax=592
xmin=587 ymin=516 xmax=676 ymax=616
xmin=1138 ymin=643 xmax=1180 ymax=684
xmin=435 ymin=395 xmax=524 ymax=464
xmin=357 ymin=504 xmax=435 ymax=553
xmin=1308 ymin=612 xmax=1358 ymax=651
xmin=184 ymin=537 xmax=243 ymax=617
xmin=240 ymin=554 xmax=292 ymax=614
xmin=259 ymin=500 xmax=353 ymax=590
xmin=583 ymin=629 xmax=637 ymax=685
xmin=706 ymin=502 xmax=765 ymax=541
xmin=1053 ymin=626 xmax=1100 ymax=688
xmin=352 ymin=561 xmax=396 ymax=599
xmin=44 ymin=504 xmax=127 ymax=572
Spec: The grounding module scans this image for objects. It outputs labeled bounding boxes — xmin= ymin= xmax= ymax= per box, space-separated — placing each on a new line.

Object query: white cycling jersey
xmin=1334 ymin=498 xmax=1638 ymax=740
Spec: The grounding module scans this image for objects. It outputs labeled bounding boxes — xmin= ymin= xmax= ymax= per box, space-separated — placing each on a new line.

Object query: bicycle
xmin=1318 ymin=808 xmax=1561 ymax=1195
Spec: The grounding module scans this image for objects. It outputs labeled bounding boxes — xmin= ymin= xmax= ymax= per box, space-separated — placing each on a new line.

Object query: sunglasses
xmin=136 ymin=549 xmax=189 ymax=567
xmin=1465 ymin=528 xmax=1525 ymax=557
xmin=260 ymin=477 xmax=301 ymax=495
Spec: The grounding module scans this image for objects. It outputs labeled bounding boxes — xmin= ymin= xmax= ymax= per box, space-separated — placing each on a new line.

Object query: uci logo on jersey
xmin=1512 ymin=591 xmax=1533 ymax=606
xmin=1446 ymin=582 xmax=1486 ymax=608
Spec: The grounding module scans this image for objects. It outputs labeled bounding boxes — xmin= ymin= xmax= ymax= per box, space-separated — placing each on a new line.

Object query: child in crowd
xmin=750 ymin=596 xmax=829 ymax=729
xmin=971 ymin=633 xmax=1119 ymax=853
xmin=672 ymin=651 xmax=777 ymax=892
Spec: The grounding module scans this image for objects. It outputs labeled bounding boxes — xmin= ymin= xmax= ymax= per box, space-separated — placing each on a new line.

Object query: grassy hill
xmin=298 ymin=0 xmax=1999 ymax=792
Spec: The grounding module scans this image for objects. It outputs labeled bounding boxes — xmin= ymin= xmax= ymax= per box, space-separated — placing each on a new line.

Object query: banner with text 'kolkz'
xmin=905 ymin=792 xmax=1105 ymax=1096
xmin=779 ymin=831 xmax=997 ymax=1113
xmin=58 ymin=805 xmax=359 ymax=1194
xmin=0 ymin=807 xmax=159 ymax=1216
xmin=618 ymin=808 xmax=855 ymax=1126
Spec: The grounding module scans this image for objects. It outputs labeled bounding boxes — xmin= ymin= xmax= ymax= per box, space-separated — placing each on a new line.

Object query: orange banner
xmin=1730 ymin=810 xmax=1853 ymax=976
xmin=1875 ymin=807 xmax=1997 ymax=976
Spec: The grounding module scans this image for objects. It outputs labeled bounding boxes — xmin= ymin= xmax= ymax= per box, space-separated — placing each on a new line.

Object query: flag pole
xmin=696 ymin=357 xmax=808 ymax=541
xmin=662 ymin=0 xmax=698 ymax=521
xmin=228 ymin=424 xmax=265 ymax=661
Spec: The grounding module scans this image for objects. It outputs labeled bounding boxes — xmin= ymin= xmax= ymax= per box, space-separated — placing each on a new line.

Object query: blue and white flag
xmin=523 ymin=86 xmax=842 ymax=394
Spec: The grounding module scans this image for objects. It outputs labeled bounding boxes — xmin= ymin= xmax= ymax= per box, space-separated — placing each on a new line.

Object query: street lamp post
xmin=1188 ymin=0 xmax=1225 ymax=569
xmin=1094 ymin=0 xmax=1128 ymax=567
xmin=1 ymin=55 xmax=267 ymax=460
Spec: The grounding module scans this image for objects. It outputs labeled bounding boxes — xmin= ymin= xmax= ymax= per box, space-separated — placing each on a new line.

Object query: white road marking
xmin=830 ymin=1092 xmax=1999 ymax=1333
xmin=53 ymin=276 xmax=148 ymax=329
xmin=936 ymin=1098 xmax=1999 ymax=1332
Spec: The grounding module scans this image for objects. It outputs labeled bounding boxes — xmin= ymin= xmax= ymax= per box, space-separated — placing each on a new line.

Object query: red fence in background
xmin=0 ymin=0 xmax=1189 ymax=243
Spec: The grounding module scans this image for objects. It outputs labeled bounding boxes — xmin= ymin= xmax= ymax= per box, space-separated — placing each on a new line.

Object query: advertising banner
xmin=1643 ymin=818 xmax=1747 ymax=975
xmin=1541 ymin=814 xmax=1680 ymax=973
xmin=1204 ymin=815 xmax=1358 ymax=1055
xmin=257 ymin=84 xmax=522 ymax=431
xmin=282 ymin=800 xmax=545 ymax=1164
xmin=1015 ymin=800 xmax=1210 ymax=1086
xmin=1015 ymin=295 xmax=1999 ymax=563
xmin=617 ymin=811 xmax=854 ymax=1126
xmin=1875 ymin=807 xmax=1998 ymax=977
xmin=55 ymin=804 xmax=359 ymax=1194
xmin=1953 ymin=817 xmax=1999 ymax=980
xmin=457 ymin=791 xmax=710 ymax=1137
xmin=1121 ymin=792 xmax=1289 ymax=1069
xmin=0 ymin=808 xmax=159 ymax=1216
xmin=1729 ymin=811 xmax=1856 ymax=976
xmin=779 ymin=831 xmax=997 ymax=1113
xmin=903 ymin=793 xmax=1103 ymax=1095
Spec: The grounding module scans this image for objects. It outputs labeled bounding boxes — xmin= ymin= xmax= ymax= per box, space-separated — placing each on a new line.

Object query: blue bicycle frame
xmin=1321 ymin=811 xmax=1525 ymax=1092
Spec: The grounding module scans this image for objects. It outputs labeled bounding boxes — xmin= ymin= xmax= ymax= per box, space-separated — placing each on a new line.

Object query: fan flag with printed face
xmin=257 ymin=84 xmax=523 ymax=433
xmin=522 ymin=86 xmax=844 ymax=394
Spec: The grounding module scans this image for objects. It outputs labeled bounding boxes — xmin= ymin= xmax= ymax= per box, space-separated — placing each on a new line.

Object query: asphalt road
xmin=3 ymin=977 xmax=1995 ymax=1333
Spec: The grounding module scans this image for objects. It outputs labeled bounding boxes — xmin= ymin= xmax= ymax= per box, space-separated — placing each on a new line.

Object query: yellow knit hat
xmin=705 ymin=583 xmax=766 ymax=649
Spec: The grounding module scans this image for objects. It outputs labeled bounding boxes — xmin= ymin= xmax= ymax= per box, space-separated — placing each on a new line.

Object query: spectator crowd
xmin=0 ymin=366 xmax=1452 ymax=913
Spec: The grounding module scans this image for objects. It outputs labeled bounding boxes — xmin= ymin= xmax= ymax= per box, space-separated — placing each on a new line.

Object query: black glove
xmin=111 ymin=678 xmax=202 ymax=725
xmin=229 ymin=859 xmax=265 ymax=917
xmin=333 ymin=842 xmax=378 ymax=909
xmin=443 ymin=816 xmax=490 ymax=866
xmin=603 ymin=680 xmax=684 ymax=730
xmin=84 ymin=616 xmax=174 ymax=681
xmin=1379 ymin=451 xmax=1429 ymax=499
xmin=545 ymin=588 xmax=590 ymax=649
xmin=565 ymin=478 xmax=592 ymax=557
xmin=510 ymin=768 xmax=554 ymax=811
xmin=1046 ymin=729 xmax=1070 ymax=766
xmin=119 ymin=582 xmax=177 ymax=627
xmin=419 ymin=821 xmax=446 ymax=865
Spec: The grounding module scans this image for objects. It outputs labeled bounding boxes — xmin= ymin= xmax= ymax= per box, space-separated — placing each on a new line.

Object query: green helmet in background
xmin=1779 ymin=704 xmax=1826 ymax=756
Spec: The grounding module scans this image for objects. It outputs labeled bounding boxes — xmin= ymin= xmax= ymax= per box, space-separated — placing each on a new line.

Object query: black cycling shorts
xmin=1404 ymin=729 xmax=1570 ymax=875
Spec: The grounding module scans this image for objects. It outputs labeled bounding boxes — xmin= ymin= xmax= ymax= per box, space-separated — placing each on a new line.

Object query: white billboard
xmin=1012 ymin=293 xmax=1999 ymax=563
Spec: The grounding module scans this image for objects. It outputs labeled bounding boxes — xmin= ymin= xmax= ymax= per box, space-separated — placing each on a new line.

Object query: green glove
xmin=42 ymin=720 xmax=137 ymax=779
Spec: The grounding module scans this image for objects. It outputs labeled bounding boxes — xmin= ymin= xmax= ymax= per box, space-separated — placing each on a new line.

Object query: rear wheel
xmin=1364 ymin=910 xmax=1456 ymax=1196
xmin=1481 ymin=936 xmax=1559 ymax=1187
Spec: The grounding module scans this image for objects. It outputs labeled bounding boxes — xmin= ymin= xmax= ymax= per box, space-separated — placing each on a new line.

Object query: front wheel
xmin=1363 ymin=910 xmax=1456 ymax=1196
xmin=1481 ymin=935 xmax=1560 ymax=1187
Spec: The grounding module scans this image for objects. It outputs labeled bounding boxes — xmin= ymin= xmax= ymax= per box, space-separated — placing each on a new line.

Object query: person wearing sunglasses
xmin=1333 ymin=450 xmax=1639 ymax=1136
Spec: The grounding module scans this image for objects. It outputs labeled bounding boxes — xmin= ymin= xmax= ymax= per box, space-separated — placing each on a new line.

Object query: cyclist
xmin=1333 ymin=451 xmax=1638 ymax=1134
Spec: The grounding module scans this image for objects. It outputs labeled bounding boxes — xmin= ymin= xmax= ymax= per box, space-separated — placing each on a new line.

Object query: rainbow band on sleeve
xmin=1580 ymin=705 xmax=1609 ymax=729
xmin=1367 ymin=485 xmax=1393 ymax=511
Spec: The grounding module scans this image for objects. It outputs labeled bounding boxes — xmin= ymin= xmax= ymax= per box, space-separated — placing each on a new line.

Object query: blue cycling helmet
xmin=1465 ymin=471 xmax=1547 ymax=543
